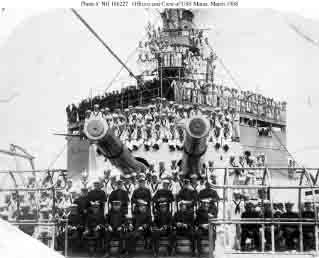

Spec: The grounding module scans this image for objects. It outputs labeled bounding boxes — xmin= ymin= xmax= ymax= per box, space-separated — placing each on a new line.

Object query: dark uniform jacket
xmin=132 ymin=187 xmax=152 ymax=205
xmin=152 ymin=189 xmax=174 ymax=204
xmin=86 ymin=211 xmax=105 ymax=229
xmin=105 ymin=210 xmax=127 ymax=230
xmin=152 ymin=211 xmax=173 ymax=229
xmin=241 ymin=210 xmax=261 ymax=231
xmin=69 ymin=213 xmax=84 ymax=228
xmin=87 ymin=189 xmax=107 ymax=211
xmin=198 ymin=188 xmax=219 ymax=201
xmin=173 ymin=210 xmax=195 ymax=230
xmin=195 ymin=207 xmax=210 ymax=227
xmin=302 ymin=210 xmax=315 ymax=232
xmin=109 ymin=189 xmax=130 ymax=212
xmin=177 ymin=188 xmax=198 ymax=204
xmin=132 ymin=211 xmax=152 ymax=229
xmin=74 ymin=196 xmax=90 ymax=215
xmin=280 ymin=211 xmax=299 ymax=231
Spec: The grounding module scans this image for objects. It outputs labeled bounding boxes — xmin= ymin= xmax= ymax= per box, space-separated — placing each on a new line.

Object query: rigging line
xmin=281 ymin=14 xmax=319 ymax=49
xmin=47 ymin=143 xmax=67 ymax=170
xmin=105 ymin=46 xmax=139 ymax=93
xmin=70 ymin=8 xmax=138 ymax=81
xmin=206 ymin=40 xmax=243 ymax=92
xmin=271 ymin=128 xmax=302 ymax=168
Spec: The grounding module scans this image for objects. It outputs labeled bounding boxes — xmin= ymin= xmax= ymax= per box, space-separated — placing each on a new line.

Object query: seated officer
xmin=67 ymin=204 xmax=85 ymax=239
xmin=83 ymin=202 xmax=105 ymax=241
xmin=280 ymin=201 xmax=299 ymax=250
xmin=152 ymin=179 xmax=174 ymax=210
xmin=262 ymin=200 xmax=273 ymax=250
xmin=195 ymin=199 xmax=217 ymax=257
xmin=240 ymin=200 xmax=261 ymax=251
xmin=57 ymin=204 xmax=84 ymax=251
xmin=109 ymin=177 xmax=130 ymax=215
xmin=198 ymin=181 xmax=219 ymax=204
xmin=74 ymin=187 xmax=89 ymax=210
xmin=104 ymin=201 xmax=128 ymax=257
xmin=131 ymin=175 xmax=152 ymax=211
xmin=302 ymin=202 xmax=315 ymax=251
xmin=88 ymin=180 xmax=107 ymax=214
xmin=172 ymin=201 xmax=196 ymax=256
xmin=176 ymin=179 xmax=198 ymax=210
xmin=151 ymin=201 xmax=175 ymax=257
xmin=127 ymin=200 xmax=152 ymax=255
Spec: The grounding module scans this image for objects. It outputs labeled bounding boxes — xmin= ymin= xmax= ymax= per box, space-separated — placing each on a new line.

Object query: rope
xmin=70 ymin=8 xmax=137 ymax=80
xmin=206 ymin=40 xmax=243 ymax=92
xmin=271 ymin=129 xmax=301 ymax=168
xmin=105 ymin=46 xmax=139 ymax=92
xmin=47 ymin=143 xmax=67 ymax=170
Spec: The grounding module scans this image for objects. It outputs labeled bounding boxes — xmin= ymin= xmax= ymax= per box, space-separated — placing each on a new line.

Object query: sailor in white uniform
xmin=168 ymin=123 xmax=177 ymax=151
xmin=132 ymin=124 xmax=143 ymax=151
xmin=153 ymin=123 xmax=163 ymax=150
xmin=143 ymin=124 xmax=153 ymax=151
xmin=232 ymin=108 xmax=240 ymax=142
xmin=189 ymin=103 xmax=202 ymax=117
xmin=91 ymin=104 xmax=102 ymax=119
xmin=149 ymin=172 xmax=161 ymax=197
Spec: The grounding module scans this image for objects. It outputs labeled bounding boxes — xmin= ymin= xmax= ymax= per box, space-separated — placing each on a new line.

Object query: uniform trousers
xmin=126 ymin=228 xmax=150 ymax=253
xmin=196 ymin=227 xmax=209 ymax=254
xmin=104 ymin=229 xmax=127 ymax=253
xmin=171 ymin=228 xmax=196 ymax=253
xmin=151 ymin=228 xmax=175 ymax=254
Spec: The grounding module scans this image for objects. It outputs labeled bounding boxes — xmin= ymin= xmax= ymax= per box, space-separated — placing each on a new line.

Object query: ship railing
xmin=208 ymin=218 xmax=319 ymax=257
xmin=180 ymin=88 xmax=286 ymax=123
xmin=0 ymin=169 xmax=68 ymax=223
xmin=206 ymin=167 xmax=319 ymax=257
xmin=9 ymin=220 xmax=58 ymax=249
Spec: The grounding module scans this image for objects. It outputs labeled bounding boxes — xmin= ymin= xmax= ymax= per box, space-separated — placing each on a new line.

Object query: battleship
xmin=1 ymin=8 xmax=318 ymax=258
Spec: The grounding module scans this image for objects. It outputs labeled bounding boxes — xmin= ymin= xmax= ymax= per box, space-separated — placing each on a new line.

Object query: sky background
xmin=0 ymin=8 xmax=319 ymax=171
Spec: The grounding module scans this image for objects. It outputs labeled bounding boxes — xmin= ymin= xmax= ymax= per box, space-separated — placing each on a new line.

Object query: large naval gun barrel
xmin=182 ymin=116 xmax=210 ymax=177
xmin=83 ymin=117 xmax=146 ymax=175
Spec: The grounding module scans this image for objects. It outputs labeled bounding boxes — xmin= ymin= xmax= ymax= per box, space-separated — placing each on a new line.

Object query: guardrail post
xmin=209 ymin=223 xmax=214 ymax=258
xmin=65 ymin=218 xmax=68 ymax=258
xmin=260 ymin=226 xmax=265 ymax=252
xmin=271 ymin=224 xmax=275 ymax=252
xmin=316 ymin=225 xmax=319 ymax=254
xmin=299 ymin=223 xmax=303 ymax=252
xmin=51 ymin=224 xmax=55 ymax=250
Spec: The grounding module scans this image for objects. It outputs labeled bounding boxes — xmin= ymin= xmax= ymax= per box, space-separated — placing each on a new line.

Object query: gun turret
xmin=182 ymin=116 xmax=210 ymax=177
xmin=83 ymin=117 xmax=146 ymax=175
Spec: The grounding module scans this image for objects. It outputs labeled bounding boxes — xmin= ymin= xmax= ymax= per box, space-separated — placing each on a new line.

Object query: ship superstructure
xmin=66 ymin=8 xmax=287 ymax=178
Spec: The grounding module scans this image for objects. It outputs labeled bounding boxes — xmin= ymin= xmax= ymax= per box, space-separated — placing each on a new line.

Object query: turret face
xmin=83 ymin=118 xmax=108 ymax=141
xmin=187 ymin=116 xmax=210 ymax=139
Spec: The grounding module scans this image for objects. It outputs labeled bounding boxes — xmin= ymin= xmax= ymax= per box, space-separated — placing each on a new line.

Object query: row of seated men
xmin=6 ymin=175 xmax=219 ymax=257
xmin=240 ymin=199 xmax=316 ymax=252
xmin=82 ymin=101 xmax=240 ymax=148
xmin=1 ymin=171 xmax=315 ymax=254
xmin=56 ymin=197 xmax=216 ymax=258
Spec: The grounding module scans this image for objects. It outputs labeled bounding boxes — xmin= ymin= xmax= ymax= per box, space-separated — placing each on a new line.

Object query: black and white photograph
xmin=0 ymin=5 xmax=319 ymax=258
